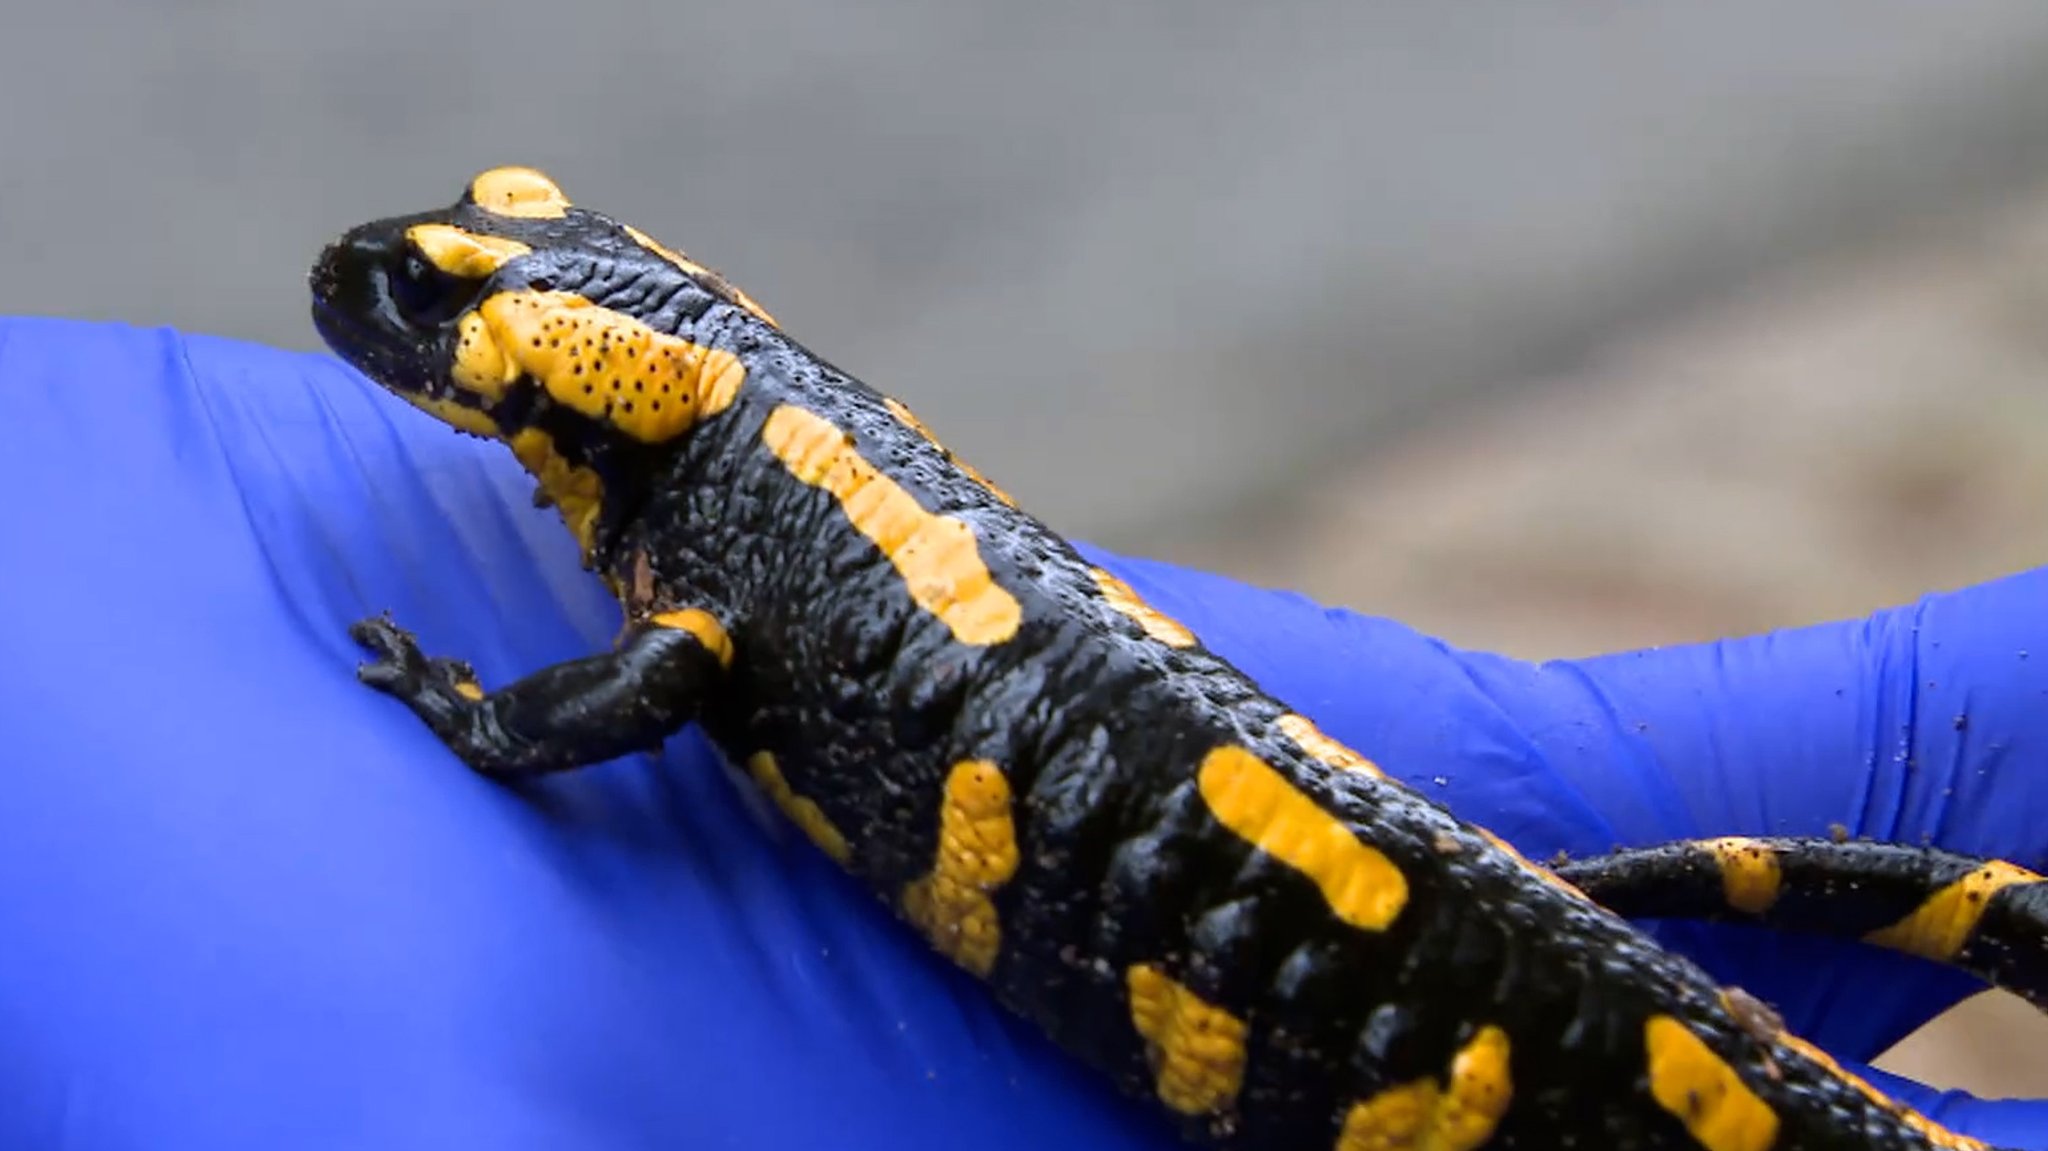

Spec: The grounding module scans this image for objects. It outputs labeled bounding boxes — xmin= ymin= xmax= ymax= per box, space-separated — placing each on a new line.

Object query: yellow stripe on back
xmin=622 ymin=223 xmax=779 ymax=327
xmin=1863 ymin=859 xmax=2040 ymax=961
xmin=760 ymin=403 xmax=1022 ymax=646
xmin=1196 ymin=745 xmax=1409 ymax=932
xmin=1643 ymin=1016 xmax=1778 ymax=1151
xmin=881 ymin=395 xmax=1018 ymax=507
xmin=1092 ymin=567 xmax=1198 ymax=648
xmin=1274 ymin=712 xmax=1383 ymax=778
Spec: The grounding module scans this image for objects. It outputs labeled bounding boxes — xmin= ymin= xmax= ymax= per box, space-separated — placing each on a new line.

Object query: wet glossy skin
xmin=1557 ymin=837 xmax=2048 ymax=1014
xmin=307 ymin=167 xmax=2016 ymax=1151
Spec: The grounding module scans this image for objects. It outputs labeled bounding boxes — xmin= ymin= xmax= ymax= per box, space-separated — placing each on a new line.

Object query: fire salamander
xmin=309 ymin=166 xmax=2045 ymax=1151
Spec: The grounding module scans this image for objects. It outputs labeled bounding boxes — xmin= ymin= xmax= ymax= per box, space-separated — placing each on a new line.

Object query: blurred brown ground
xmin=1166 ymin=175 xmax=2048 ymax=1098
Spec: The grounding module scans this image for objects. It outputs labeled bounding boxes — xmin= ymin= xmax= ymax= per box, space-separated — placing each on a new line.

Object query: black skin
xmin=308 ymin=174 xmax=2026 ymax=1150
xmin=349 ymin=613 xmax=725 ymax=777
xmin=1556 ymin=838 xmax=2048 ymax=1013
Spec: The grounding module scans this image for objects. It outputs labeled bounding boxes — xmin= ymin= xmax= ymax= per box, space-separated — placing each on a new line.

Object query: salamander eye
xmin=385 ymin=248 xmax=480 ymax=328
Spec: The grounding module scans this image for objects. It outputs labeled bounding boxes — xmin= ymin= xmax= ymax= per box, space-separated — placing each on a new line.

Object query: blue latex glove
xmin=2 ymin=314 xmax=2045 ymax=1150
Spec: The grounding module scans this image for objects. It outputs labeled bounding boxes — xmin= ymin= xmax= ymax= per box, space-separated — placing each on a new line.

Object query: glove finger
xmin=1847 ymin=1064 xmax=2048 ymax=1151
xmin=1539 ymin=583 xmax=2048 ymax=1058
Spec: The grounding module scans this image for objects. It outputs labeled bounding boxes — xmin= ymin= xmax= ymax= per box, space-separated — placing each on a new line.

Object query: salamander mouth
xmin=309 ymin=240 xmax=456 ymax=401
xmin=310 ymin=297 xmax=450 ymax=399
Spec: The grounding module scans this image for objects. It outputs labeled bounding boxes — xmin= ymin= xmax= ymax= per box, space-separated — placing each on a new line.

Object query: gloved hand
xmin=1 ymin=315 xmax=2044 ymax=1150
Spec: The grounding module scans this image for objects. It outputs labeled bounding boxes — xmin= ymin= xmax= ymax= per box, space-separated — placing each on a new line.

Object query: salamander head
xmin=308 ymin=165 xmax=775 ymax=444
xmin=309 ymin=165 xmax=777 ymax=560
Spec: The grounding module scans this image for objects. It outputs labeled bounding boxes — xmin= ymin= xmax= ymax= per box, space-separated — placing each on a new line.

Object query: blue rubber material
xmin=0 ymin=316 xmax=2041 ymax=1148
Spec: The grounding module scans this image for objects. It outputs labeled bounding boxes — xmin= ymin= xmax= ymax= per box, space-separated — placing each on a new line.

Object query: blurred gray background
xmin=8 ymin=0 xmax=2048 ymax=1096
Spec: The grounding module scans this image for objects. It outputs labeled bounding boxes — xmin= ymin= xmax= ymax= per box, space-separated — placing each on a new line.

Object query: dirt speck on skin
xmin=630 ymin=549 xmax=656 ymax=609
xmin=1726 ymin=987 xmax=1786 ymax=1043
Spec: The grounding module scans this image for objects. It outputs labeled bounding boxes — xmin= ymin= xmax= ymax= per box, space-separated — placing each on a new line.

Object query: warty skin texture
xmin=307 ymin=167 xmax=2013 ymax=1151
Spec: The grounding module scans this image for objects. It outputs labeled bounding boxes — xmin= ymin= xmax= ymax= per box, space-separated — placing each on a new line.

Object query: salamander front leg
xmin=348 ymin=611 xmax=731 ymax=780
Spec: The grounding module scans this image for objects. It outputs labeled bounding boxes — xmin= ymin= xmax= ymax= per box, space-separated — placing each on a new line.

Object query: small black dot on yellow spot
xmin=622 ymin=401 xmax=635 ymax=413
xmin=583 ymin=383 xmax=594 ymax=394
xmin=572 ymin=365 xmax=584 ymax=375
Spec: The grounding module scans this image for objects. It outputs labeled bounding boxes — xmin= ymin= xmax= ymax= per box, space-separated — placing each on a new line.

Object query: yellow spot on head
xmin=476 ymin=290 xmax=747 ymax=444
xmin=1274 ymin=712 xmax=1381 ymax=777
xmin=1643 ymin=1016 xmax=1778 ymax=1151
xmin=649 ymin=607 xmax=733 ymax=669
xmin=761 ymin=403 xmax=1023 ymax=646
xmin=1125 ymin=963 xmax=1248 ymax=1116
xmin=1864 ymin=859 xmax=2039 ymax=961
xmin=1197 ymin=745 xmax=1408 ymax=931
xmin=621 ymin=223 xmax=778 ymax=327
xmin=1336 ymin=1025 xmax=1513 ymax=1151
xmin=450 ymin=311 xmax=516 ymax=402
xmin=452 ymin=680 xmax=485 ymax=702
xmin=745 ymin=752 xmax=851 ymax=864
xmin=508 ymin=427 xmax=605 ymax=559
xmin=1704 ymin=837 xmax=1783 ymax=915
xmin=882 ymin=396 xmax=1017 ymax=507
xmin=1092 ymin=567 xmax=1197 ymax=648
xmin=902 ymin=759 xmax=1019 ymax=976
xmin=405 ymin=224 xmax=532 ymax=279
xmin=468 ymin=166 xmax=571 ymax=219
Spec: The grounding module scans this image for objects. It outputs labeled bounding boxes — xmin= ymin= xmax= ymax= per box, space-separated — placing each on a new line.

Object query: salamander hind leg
xmin=349 ymin=610 xmax=730 ymax=780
